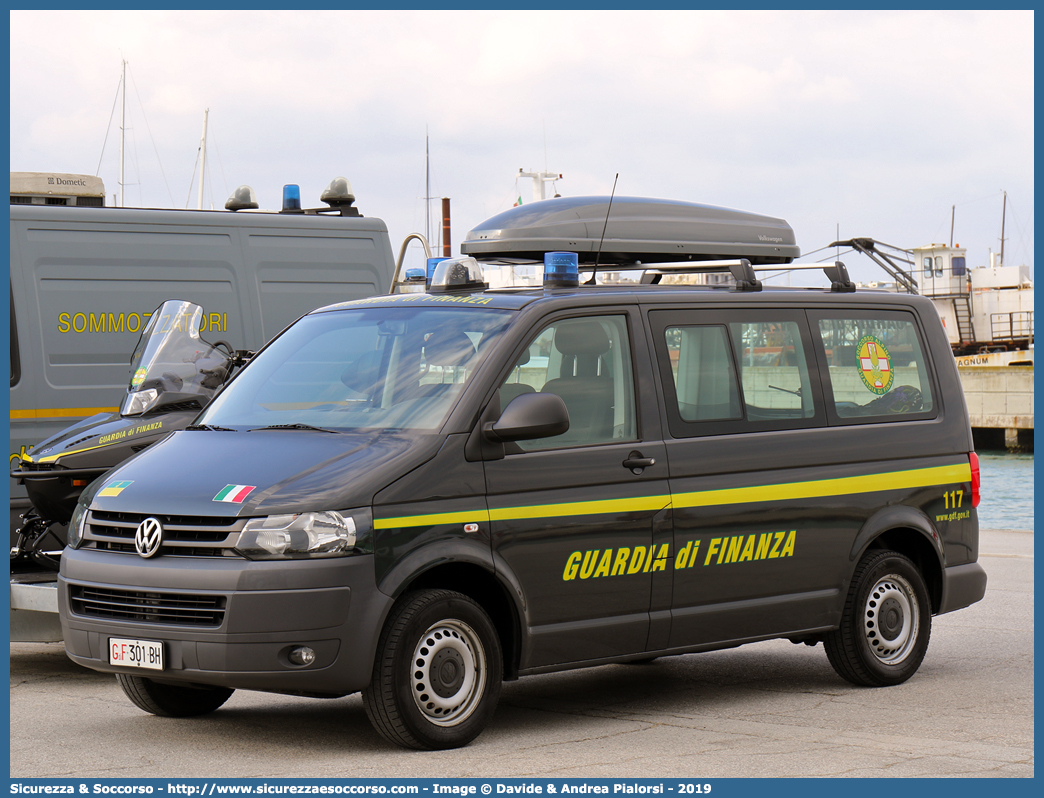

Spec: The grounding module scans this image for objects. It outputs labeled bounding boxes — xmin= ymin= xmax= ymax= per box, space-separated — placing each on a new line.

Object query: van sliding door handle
xmin=622 ymin=453 xmax=656 ymax=473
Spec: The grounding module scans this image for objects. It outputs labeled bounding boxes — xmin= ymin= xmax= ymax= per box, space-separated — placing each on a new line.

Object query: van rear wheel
xmin=115 ymin=673 xmax=234 ymax=717
xmin=363 ymin=589 xmax=502 ymax=750
xmin=825 ymin=549 xmax=931 ymax=687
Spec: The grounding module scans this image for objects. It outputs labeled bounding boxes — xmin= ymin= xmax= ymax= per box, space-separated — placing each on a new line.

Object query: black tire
xmin=115 ymin=674 xmax=234 ymax=717
xmin=362 ymin=589 xmax=503 ymax=750
xmin=825 ymin=549 xmax=931 ymax=687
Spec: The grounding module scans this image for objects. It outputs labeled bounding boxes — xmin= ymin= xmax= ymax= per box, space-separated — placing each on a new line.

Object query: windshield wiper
xmin=185 ymin=424 xmax=237 ymax=432
xmin=249 ymin=423 xmax=341 ymax=434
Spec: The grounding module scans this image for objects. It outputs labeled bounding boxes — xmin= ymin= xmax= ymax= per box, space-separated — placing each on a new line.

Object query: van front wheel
xmin=825 ymin=549 xmax=931 ymax=687
xmin=363 ymin=589 xmax=502 ymax=750
xmin=115 ymin=674 xmax=234 ymax=717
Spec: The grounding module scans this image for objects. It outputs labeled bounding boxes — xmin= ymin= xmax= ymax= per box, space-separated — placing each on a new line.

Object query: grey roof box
xmin=461 ymin=196 xmax=800 ymax=265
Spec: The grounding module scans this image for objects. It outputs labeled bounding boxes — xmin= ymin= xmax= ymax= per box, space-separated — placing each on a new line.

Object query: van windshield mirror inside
xmin=198 ymin=306 xmax=513 ymax=432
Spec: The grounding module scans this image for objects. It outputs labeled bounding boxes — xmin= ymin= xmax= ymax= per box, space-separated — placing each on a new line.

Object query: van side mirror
xmin=483 ymin=392 xmax=569 ymax=443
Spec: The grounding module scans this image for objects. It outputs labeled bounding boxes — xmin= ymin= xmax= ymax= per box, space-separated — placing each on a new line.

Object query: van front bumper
xmin=58 ymin=548 xmax=392 ymax=695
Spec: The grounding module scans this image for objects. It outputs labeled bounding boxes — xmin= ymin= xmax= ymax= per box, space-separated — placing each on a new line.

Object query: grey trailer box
xmin=460 ymin=196 xmax=800 ymax=265
xmin=9 ymin=204 xmax=396 ymax=531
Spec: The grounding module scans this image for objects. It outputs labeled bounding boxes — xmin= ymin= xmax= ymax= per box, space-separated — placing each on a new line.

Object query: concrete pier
xmin=958 ymin=364 xmax=1034 ymax=451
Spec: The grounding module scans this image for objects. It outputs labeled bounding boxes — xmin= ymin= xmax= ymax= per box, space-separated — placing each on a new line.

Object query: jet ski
xmin=11 ymin=299 xmax=251 ymax=570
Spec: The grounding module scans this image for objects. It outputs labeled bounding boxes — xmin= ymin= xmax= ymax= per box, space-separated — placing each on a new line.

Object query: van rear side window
xmin=664 ymin=325 xmax=740 ymax=422
xmin=730 ymin=320 xmax=816 ymax=420
xmin=813 ymin=313 xmax=935 ymax=420
xmin=652 ymin=309 xmax=825 ymax=438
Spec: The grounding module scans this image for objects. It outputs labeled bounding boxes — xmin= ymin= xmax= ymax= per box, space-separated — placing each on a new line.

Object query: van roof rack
xmin=635 ymin=259 xmax=856 ymax=293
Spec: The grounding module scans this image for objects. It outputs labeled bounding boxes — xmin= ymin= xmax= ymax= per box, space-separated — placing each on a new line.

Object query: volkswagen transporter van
xmin=58 ymin=197 xmax=986 ymax=750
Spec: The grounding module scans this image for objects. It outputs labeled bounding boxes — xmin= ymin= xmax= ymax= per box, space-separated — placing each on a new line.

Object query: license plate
xmin=109 ymin=637 xmax=164 ymax=670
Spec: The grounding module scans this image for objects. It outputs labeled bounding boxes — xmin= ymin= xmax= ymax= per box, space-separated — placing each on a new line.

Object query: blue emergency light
xmin=426 ymin=257 xmax=449 ymax=288
xmin=543 ymin=251 xmax=579 ymax=288
xmin=426 ymin=257 xmax=449 ymax=280
xmin=428 ymin=257 xmax=487 ymax=293
xmin=404 ymin=268 xmax=426 ymax=282
xmin=282 ymin=184 xmax=302 ymax=212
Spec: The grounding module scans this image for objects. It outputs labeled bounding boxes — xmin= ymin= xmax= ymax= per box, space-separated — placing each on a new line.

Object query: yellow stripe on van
xmin=672 ymin=463 xmax=972 ymax=510
xmin=488 ymin=495 xmax=673 ymax=522
xmin=373 ymin=510 xmax=493 ymax=530
xmin=11 ymin=407 xmax=118 ymax=421
xmin=372 ymin=463 xmax=971 ymax=530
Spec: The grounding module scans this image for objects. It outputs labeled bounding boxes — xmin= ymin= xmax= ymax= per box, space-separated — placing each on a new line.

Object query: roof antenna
xmin=587 ymin=173 xmax=619 ymax=285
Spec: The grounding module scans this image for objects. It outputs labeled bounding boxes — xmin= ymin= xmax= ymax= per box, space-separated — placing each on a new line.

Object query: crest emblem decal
xmin=856 ymin=335 xmax=894 ymax=395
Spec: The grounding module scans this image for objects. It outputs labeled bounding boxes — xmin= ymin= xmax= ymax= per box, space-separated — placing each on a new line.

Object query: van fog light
xmin=234 ymin=511 xmax=359 ymax=560
xmin=288 ymin=646 xmax=316 ymax=666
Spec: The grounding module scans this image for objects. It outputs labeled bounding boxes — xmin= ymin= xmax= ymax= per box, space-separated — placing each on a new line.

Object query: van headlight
xmin=233 ymin=509 xmax=370 ymax=560
xmin=67 ymin=502 xmax=89 ymax=550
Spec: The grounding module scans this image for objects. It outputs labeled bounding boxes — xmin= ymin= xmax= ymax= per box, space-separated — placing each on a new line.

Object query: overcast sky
xmin=10 ymin=9 xmax=1035 ymax=282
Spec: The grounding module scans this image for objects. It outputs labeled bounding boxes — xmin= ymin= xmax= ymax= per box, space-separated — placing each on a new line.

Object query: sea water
xmin=976 ymin=451 xmax=1034 ymax=531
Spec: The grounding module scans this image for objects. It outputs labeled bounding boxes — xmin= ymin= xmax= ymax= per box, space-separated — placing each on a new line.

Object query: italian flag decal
xmin=213 ymin=484 xmax=256 ymax=503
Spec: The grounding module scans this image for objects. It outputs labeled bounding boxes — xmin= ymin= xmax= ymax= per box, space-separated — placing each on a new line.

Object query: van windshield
xmin=198 ymin=305 xmax=513 ymax=432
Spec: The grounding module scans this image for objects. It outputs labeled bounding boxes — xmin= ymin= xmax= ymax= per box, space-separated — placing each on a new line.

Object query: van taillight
xmin=970 ymin=452 xmax=981 ymax=507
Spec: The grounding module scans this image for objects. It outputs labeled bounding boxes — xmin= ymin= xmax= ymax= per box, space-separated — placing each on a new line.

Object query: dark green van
xmin=58 ymin=197 xmax=986 ymax=750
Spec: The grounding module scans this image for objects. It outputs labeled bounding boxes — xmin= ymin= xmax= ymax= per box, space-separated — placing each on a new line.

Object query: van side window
xmin=664 ymin=321 xmax=816 ymax=423
xmin=664 ymin=326 xmax=741 ymax=421
xmin=501 ymin=315 xmax=636 ymax=450
xmin=814 ymin=314 xmax=935 ymax=419
xmin=730 ymin=320 xmax=816 ymax=420
xmin=651 ymin=309 xmax=825 ymax=438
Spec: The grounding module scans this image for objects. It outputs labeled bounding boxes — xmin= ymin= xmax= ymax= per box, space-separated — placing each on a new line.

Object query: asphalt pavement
xmin=9 ymin=528 xmax=1033 ymax=779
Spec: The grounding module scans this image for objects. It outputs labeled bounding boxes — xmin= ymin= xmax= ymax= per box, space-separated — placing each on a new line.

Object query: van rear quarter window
xmin=813 ymin=311 xmax=935 ymax=420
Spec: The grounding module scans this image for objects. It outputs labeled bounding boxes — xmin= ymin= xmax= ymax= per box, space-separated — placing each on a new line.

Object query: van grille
xmin=70 ymin=585 xmax=225 ymax=626
xmin=85 ymin=510 xmax=247 ymax=557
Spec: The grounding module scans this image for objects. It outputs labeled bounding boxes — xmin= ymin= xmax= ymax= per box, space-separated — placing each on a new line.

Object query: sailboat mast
xmin=197 ymin=109 xmax=209 ymax=210
xmin=119 ymin=59 xmax=126 ymax=208
xmin=425 ymin=133 xmax=431 ymax=245
xmin=999 ymin=190 xmax=1007 ymax=266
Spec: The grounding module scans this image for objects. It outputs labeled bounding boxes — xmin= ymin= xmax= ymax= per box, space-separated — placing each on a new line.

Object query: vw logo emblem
xmin=134 ymin=517 xmax=164 ymax=558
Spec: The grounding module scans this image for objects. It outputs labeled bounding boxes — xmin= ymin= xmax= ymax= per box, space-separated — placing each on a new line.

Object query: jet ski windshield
xmin=120 ymin=300 xmax=234 ymax=416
